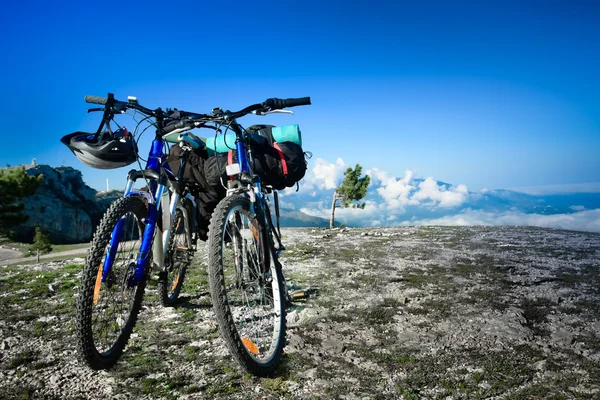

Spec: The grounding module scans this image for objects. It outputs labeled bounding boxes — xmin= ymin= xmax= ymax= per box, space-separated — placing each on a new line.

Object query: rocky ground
xmin=0 ymin=226 xmax=599 ymax=399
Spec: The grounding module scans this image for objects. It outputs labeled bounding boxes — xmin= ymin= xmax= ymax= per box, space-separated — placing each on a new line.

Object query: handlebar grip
xmin=282 ymin=97 xmax=311 ymax=108
xmin=266 ymin=97 xmax=311 ymax=110
xmin=84 ymin=95 xmax=108 ymax=105
xmin=163 ymin=120 xmax=189 ymax=134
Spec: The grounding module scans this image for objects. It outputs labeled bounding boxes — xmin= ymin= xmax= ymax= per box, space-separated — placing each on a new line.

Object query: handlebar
xmin=84 ymin=93 xmax=311 ymax=135
xmin=160 ymin=97 xmax=311 ymax=134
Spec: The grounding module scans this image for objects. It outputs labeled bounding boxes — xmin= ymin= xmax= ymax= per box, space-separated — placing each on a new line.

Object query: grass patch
xmin=418 ymin=298 xmax=451 ymax=317
xmin=521 ymin=298 xmax=552 ymax=335
xmin=388 ymin=347 xmax=540 ymax=398
xmin=7 ymin=349 xmax=40 ymax=369
xmin=359 ymin=299 xmax=400 ymax=324
xmin=404 ymin=273 xmax=430 ymax=288
xmin=466 ymin=288 xmax=509 ymax=311
xmin=263 ymin=376 xmax=289 ymax=397
xmin=281 ymin=243 xmax=320 ymax=261
xmin=137 ymin=375 xmax=192 ymax=399
xmin=124 ymin=352 xmax=164 ymax=374
xmin=183 ymin=345 xmax=203 ymax=362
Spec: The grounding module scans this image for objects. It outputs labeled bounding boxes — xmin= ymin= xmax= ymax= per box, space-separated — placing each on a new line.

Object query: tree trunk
xmin=329 ymin=191 xmax=337 ymax=229
xmin=36 ymin=249 xmax=40 ymax=263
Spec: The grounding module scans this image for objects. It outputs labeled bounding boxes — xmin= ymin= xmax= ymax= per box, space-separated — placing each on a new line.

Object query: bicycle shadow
xmin=171 ymin=292 xmax=212 ymax=310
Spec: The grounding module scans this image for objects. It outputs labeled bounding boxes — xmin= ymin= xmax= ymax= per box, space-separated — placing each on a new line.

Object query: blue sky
xmin=1 ymin=0 xmax=599 ymax=193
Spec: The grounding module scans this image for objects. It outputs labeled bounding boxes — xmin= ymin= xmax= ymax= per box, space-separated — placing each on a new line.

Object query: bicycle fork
xmin=100 ymin=180 xmax=182 ymax=287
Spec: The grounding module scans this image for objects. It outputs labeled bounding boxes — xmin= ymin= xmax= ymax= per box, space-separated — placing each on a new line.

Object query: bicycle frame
xmin=226 ymin=126 xmax=277 ymax=254
xmin=100 ymin=137 xmax=186 ymax=287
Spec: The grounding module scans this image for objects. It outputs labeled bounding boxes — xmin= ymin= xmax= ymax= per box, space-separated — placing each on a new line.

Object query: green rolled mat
xmin=168 ymin=124 xmax=302 ymax=154
xmin=272 ymin=124 xmax=302 ymax=147
xmin=205 ymin=134 xmax=237 ymax=153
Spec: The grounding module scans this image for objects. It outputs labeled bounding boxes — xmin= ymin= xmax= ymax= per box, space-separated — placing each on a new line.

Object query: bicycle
xmin=64 ymin=93 xmax=310 ymax=374
xmin=63 ymin=93 xmax=205 ymax=369
xmin=156 ymin=96 xmax=311 ymax=376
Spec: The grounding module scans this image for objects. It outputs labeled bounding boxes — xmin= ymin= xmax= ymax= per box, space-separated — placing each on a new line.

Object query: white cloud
xmin=404 ymin=209 xmax=600 ymax=233
xmin=370 ymin=169 xmax=418 ymax=209
xmin=366 ymin=169 xmax=469 ymax=210
xmin=307 ymin=157 xmax=348 ymax=190
xmin=412 ymin=177 xmax=469 ymax=208
xmin=277 ymin=157 xmax=348 ymax=199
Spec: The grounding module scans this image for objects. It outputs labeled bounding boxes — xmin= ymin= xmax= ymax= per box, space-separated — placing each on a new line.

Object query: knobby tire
xmin=207 ymin=195 xmax=286 ymax=377
xmin=158 ymin=204 xmax=193 ymax=306
xmin=75 ymin=196 xmax=149 ymax=370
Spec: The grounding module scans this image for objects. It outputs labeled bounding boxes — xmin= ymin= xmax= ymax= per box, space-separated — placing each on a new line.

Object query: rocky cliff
xmin=9 ymin=164 xmax=332 ymax=243
xmin=13 ymin=165 xmax=121 ymax=244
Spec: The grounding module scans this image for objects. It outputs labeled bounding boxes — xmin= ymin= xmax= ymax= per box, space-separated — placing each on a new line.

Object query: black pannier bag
xmin=204 ymin=125 xmax=307 ymax=190
xmin=166 ymin=145 xmax=225 ymax=240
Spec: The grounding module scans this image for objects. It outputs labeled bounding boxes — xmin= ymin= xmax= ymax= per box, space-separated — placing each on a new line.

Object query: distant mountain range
xmin=11 ymin=164 xmax=599 ymax=242
xmin=278 ymin=208 xmax=332 ymax=227
xmin=277 ymin=175 xmax=600 ymax=232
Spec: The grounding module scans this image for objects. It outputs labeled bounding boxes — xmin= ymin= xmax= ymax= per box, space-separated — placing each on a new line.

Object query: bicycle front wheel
xmin=208 ymin=195 xmax=286 ymax=376
xmin=158 ymin=203 xmax=194 ymax=306
xmin=76 ymin=195 xmax=149 ymax=370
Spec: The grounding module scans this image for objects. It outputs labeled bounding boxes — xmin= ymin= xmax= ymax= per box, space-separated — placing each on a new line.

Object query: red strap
xmin=273 ymin=142 xmax=288 ymax=175
xmin=227 ymin=150 xmax=234 ymax=180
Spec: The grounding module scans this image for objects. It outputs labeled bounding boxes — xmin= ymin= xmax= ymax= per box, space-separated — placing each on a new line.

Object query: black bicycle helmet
xmin=61 ymin=128 xmax=138 ymax=170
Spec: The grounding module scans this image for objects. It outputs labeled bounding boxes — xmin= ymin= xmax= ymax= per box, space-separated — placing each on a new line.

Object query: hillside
xmin=9 ymin=165 xmax=121 ymax=243
xmin=0 ymin=226 xmax=598 ymax=399
xmin=279 ymin=208 xmax=336 ymax=228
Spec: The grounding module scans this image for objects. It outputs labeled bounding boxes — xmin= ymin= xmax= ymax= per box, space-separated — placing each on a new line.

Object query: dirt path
xmin=1 ymin=247 xmax=89 ymax=265
xmin=0 ymin=247 xmax=22 ymax=262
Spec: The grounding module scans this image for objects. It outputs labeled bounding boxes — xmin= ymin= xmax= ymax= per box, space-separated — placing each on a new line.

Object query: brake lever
xmin=252 ymin=109 xmax=294 ymax=116
xmin=87 ymin=107 xmax=104 ymax=113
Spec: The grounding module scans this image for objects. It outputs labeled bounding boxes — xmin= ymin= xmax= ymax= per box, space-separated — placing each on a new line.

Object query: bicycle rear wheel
xmin=208 ymin=195 xmax=286 ymax=376
xmin=76 ymin=196 xmax=149 ymax=370
xmin=158 ymin=203 xmax=194 ymax=306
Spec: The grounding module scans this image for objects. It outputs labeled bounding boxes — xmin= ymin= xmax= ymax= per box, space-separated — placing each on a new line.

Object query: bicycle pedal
xmin=289 ymin=289 xmax=310 ymax=300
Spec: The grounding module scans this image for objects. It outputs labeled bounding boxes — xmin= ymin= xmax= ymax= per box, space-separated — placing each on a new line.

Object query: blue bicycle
xmin=64 ymin=93 xmax=310 ymax=375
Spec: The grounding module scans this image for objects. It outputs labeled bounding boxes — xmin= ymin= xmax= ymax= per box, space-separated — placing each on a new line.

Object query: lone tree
xmin=330 ymin=164 xmax=370 ymax=229
xmin=29 ymin=227 xmax=52 ymax=263
xmin=0 ymin=166 xmax=43 ymax=240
